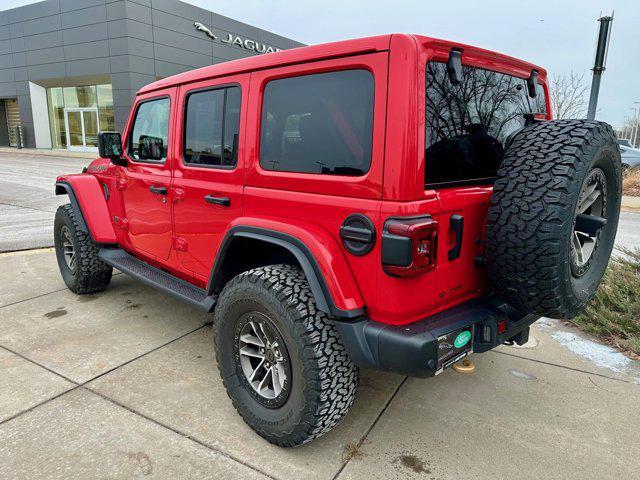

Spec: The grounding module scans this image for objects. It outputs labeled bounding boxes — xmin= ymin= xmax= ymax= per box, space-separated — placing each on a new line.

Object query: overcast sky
xmin=4 ymin=0 xmax=638 ymax=128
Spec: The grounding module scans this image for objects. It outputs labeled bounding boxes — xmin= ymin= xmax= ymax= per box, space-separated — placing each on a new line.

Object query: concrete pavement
xmin=1 ymin=248 xmax=639 ymax=480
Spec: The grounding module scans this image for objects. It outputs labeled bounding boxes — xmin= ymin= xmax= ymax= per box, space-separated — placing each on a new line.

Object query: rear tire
xmin=485 ymin=120 xmax=622 ymax=319
xmin=213 ymin=264 xmax=358 ymax=447
xmin=54 ymin=204 xmax=112 ymax=294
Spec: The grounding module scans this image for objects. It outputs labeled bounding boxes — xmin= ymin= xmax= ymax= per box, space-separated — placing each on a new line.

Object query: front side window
xmin=260 ymin=69 xmax=374 ymax=176
xmin=183 ymin=86 xmax=241 ymax=167
xmin=425 ymin=61 xmax=547 ymax=186
xmin=129 ymin=97 xmax=170 ymax=162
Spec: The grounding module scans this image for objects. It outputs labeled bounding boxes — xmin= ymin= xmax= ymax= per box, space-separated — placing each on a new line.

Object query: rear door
xmin=120 ymin=89 xmax=175 ymax=260
xmin=172 ymin=75 xmax=247 ymax=278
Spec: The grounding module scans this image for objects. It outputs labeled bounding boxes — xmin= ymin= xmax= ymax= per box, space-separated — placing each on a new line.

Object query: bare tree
xmin=550 ymin=72 xmax=589 ymax=119
xmin=619 ymin=116 xmax=640 ymax=146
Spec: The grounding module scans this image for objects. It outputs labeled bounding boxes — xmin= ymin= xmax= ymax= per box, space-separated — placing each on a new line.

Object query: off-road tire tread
xmin=485 ymin=119 xmax=621 ymax=318
xmin=213 ymin=264 xmax=358 ymax=447
xmin=55 ymin=204 xmax=112 ymax=294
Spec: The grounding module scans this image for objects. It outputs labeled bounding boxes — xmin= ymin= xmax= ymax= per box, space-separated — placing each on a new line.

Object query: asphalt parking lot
xmin=1 ymin=150 xmax=640 ymax=479
xmin=0 ymin=152 xmax=89 ymax=252
xmin=2 ymin=151 xmax=640 ymax=253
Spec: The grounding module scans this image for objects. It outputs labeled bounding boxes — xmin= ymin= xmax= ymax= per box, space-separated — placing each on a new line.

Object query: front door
xmin=65 ymin=108 xmax=99 ymax=152
xmin=120 ymin=90 xmax=175 ymax=260
xmin=172 ymin=76 xmax=247 ymax=278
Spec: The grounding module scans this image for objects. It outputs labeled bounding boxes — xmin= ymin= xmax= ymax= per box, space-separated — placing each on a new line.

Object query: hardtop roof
xmin=137 ymin=33 xmax=546 ymax=95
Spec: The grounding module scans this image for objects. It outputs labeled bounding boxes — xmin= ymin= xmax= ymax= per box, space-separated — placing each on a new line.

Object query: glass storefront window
xmin=47 ymin=84 xmax=114 ymax=149
xmin=97 ymin=84 xmax=115 ymax=132
xmin=63 ymin=85 xmax=97 ymax=108
xmin=47 ymin=87 xmax=67 ymax=149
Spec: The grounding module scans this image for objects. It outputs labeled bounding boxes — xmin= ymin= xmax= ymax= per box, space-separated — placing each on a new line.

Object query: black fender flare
xmin=55 ymin=181 xmax=89 ymax=234
xmin=208 ymin=226 xmax=364 ymax=319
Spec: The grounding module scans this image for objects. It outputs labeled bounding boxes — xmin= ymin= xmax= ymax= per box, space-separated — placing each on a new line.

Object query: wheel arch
xmin=209 ymin=225 xmax=365 ymax=319
xmin=55 ymin=174 xmax=117 ymax=244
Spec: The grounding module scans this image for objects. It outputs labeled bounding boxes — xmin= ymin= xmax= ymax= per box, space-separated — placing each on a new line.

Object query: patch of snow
xmin=508 ymin=369 xmax=537 ymax=380
xmin=550 ymin=331 xmax=632 ymax=373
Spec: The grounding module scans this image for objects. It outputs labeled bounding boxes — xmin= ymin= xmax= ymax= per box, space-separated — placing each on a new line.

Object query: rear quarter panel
xmin=243 ymin=51 xmax=390 ymax=316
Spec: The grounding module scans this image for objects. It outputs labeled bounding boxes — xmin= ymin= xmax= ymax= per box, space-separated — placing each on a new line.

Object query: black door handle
xmin=448 ymin=214 xmax=464 ymax=260
xmin=149 ymin=185 xmax=167 ymax=195
xmin=204 ymin=195 xmax=231 ymax=207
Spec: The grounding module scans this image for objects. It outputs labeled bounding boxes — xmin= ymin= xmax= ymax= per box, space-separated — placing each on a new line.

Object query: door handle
xmin=204 ymin=195 xmax=231 ymax=207
xmin=448 ymin=214 xmax=464 ymax=260
xmin=149 ymin=185 xmax=167 ymax=195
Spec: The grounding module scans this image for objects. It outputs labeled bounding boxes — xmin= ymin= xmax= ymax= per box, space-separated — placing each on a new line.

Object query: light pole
xmin=587 ymin=14 xmax=614 ymax=120
xmin=632 ymin=102 xmax=640 ymax=146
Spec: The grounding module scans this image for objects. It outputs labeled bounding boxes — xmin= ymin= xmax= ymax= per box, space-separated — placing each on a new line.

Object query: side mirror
xmin=98 ymin=132 xmax=127 ymax=167
xmin=138 ymin=135 xmax=164 ymax=161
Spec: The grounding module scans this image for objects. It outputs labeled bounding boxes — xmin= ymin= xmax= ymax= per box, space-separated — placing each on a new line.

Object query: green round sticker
xmin=454 ymin=331 xmax=471 ymax=348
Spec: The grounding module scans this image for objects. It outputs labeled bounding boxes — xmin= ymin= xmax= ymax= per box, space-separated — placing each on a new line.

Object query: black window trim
xmin=126 ymin=94 xmax=171 ymax=165
xmin=181 ymin=82 xmax=242 ymax=171
xmin=257 ymin=67 xmax=376 ymax=178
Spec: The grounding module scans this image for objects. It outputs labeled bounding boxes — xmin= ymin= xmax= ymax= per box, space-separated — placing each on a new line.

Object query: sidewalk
xmin=1 ymin=248 xmax=639 ymax=479
xmin=0 ymin=147 xmax=96 ymax=159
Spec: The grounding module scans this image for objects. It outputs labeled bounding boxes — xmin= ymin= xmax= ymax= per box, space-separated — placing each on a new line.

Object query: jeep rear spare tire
xmin=485 ymin=120 xmax=622 ymax=319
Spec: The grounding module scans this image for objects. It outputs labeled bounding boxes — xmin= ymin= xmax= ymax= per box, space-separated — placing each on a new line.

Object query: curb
xmin=621 ymin=196 xmax=640 ymax=213
xmin=0 ymin=147 xmax=96 ymax=159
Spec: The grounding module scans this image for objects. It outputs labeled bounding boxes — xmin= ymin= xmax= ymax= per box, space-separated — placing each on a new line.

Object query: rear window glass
xmin=425 ymin=61 xmax=547 ymax=187
xmin=259 ymin=69 xmax=374 ymax=176
xmin=183 ymin=86 xmax=241 ymax=168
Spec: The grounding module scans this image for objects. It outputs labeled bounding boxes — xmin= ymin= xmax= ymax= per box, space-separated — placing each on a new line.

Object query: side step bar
xmin=98 ymin=247 xmax=216 ymax=312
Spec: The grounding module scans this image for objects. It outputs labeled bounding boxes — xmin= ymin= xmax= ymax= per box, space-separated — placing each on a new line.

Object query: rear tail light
xmin=382 ymin=216 xmax=438 ymax=277
xmin=497 ymin=319 xmax=508 ymax=335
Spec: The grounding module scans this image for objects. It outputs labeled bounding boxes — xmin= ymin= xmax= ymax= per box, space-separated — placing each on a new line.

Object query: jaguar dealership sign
xmin=194 ymin=22 xmax=282 ymax=54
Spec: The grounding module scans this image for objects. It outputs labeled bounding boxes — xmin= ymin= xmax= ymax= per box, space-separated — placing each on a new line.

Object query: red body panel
xmin=226 ymin=213 xmax=365 ymax=312
xmin=56 ymin=173 xmax=116 ymax=244
xmin=58 ymin=33 xmax=551 ymax=325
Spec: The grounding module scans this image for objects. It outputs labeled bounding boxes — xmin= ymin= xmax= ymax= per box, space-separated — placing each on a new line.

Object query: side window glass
xmin=129 ymin=97 xmax=170 ymax=162
xmin=183 ymin=86 xmax=241 ymax=167
xmin=259 ymin=69 xmax=374 ymax=176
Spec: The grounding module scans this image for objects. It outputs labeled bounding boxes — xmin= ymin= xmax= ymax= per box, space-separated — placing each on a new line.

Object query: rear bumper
xmin=334 ymin=296 xmax=539 ymax=378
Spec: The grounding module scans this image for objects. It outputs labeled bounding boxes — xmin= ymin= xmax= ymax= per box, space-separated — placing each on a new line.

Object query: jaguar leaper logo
xmin=454 ymin=330 xmax=471 ymax=348
xmin=194 ymin=22 xmax=281 ymax=54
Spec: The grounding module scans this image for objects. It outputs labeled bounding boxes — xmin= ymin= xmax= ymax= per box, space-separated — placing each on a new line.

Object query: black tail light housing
xmin=381 ymin=216 xmax=438 ymax=277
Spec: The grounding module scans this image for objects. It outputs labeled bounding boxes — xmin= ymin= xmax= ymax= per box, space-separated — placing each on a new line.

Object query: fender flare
xmin=209 ymin=225 xmax=365 ymax=319
xmin=55 ymin=175 xmax=116 ymax=244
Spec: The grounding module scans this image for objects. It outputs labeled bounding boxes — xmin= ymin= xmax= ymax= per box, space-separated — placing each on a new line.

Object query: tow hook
xmin=452 ymin=359 xmax=475 ymax=374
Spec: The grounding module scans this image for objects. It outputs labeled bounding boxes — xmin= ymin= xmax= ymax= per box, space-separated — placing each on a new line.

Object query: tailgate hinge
xmin=173 ymin=236 xmax=188 ymax=252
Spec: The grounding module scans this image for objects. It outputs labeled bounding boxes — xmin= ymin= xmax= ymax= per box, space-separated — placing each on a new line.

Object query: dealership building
xmin=0 ymin=0 xmax=303 ymax=150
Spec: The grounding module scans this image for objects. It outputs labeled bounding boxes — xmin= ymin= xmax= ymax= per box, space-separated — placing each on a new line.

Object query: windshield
xmin=425 ymin=61 xmax=547 ymax=187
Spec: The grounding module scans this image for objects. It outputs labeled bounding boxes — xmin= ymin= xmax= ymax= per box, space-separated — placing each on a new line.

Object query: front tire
xmin=213 ymin=264 xmax=358 ymax=447
xmin=54 ymin=204 xmax=112 ymax=294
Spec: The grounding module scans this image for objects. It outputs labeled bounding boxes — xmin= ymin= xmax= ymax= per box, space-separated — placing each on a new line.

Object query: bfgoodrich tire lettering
xmin=54 ymin=204 xmax=113 ymax=294
xmin=213 ymin=264 xmax=358 ymax=447
xmin=485 ymin=120 xmax=622 ymax=319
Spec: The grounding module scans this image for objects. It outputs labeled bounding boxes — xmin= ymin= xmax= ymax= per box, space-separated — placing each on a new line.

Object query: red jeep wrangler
xmin=54 ymin=34 xmax=621 ymax=446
